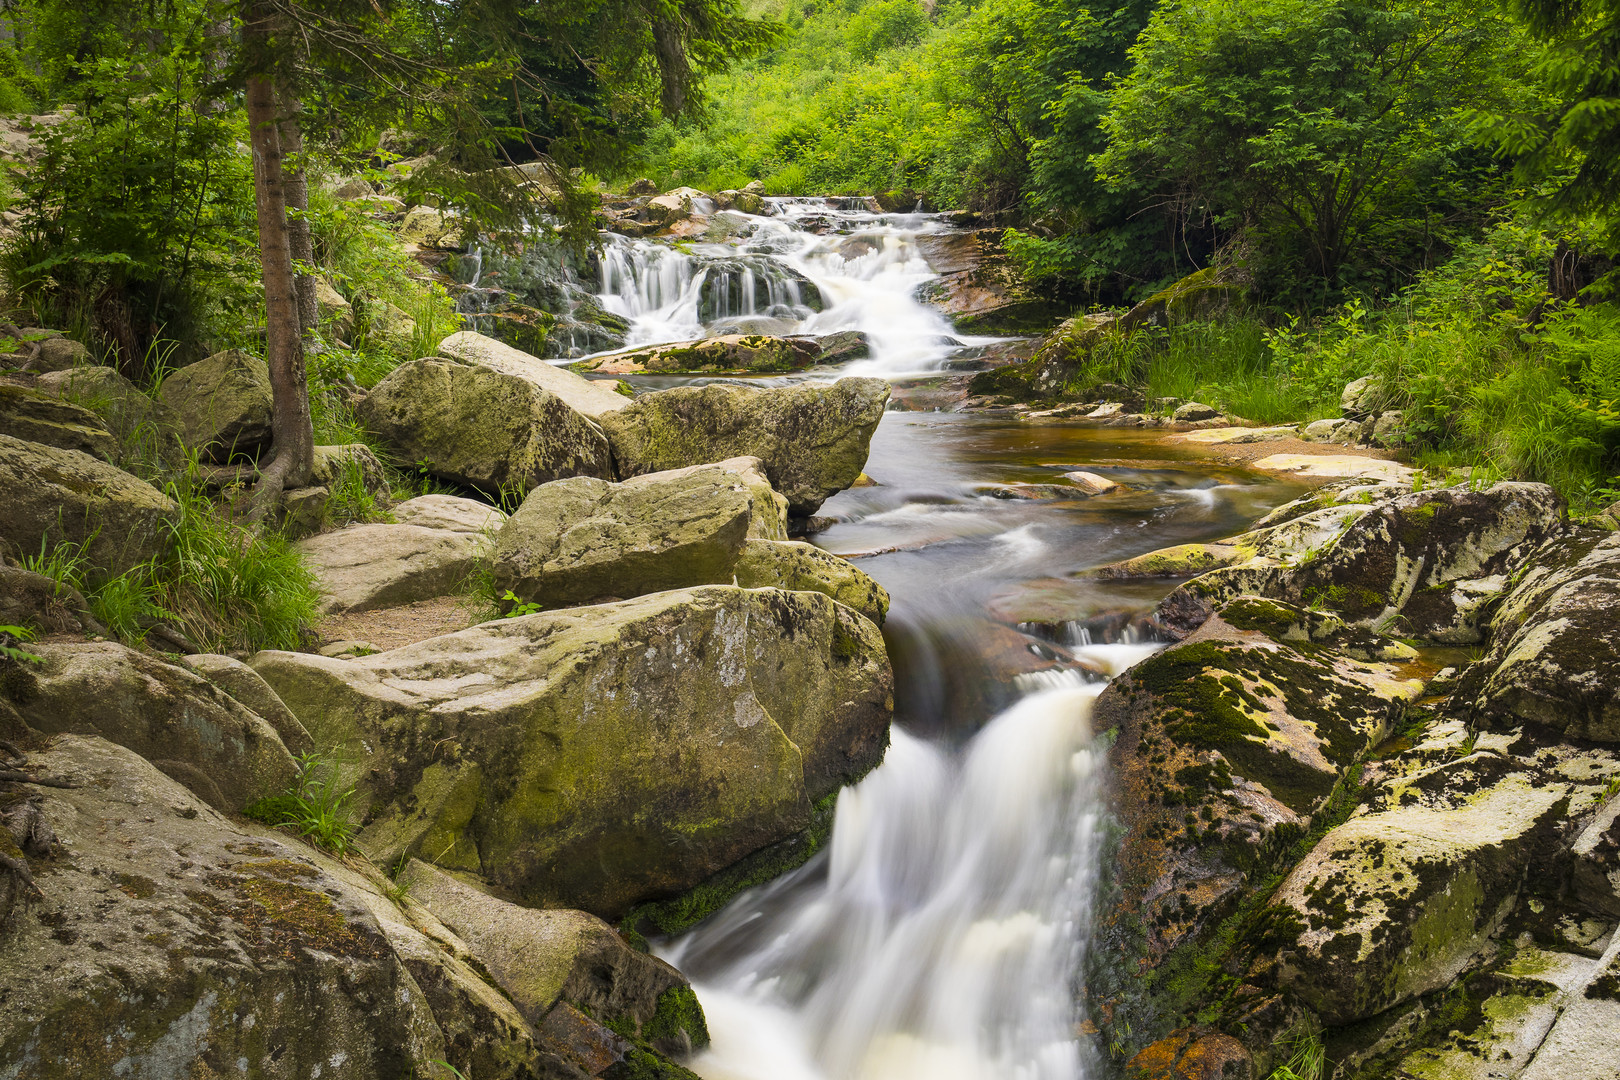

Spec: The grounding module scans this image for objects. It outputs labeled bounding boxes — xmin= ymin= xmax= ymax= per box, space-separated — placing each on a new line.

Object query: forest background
xmin=1 ymin=0 xmax=1619 ymax=515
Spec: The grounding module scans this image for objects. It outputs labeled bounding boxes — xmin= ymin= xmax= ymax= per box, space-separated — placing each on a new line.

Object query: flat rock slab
xmin=297 ymin=522 xmax=490 ymax=614
xmin=1249 ymin=453 xmax=1415 ymax=481
xmin=1170 ymin=426 xmax=1299 ymax=444
xmin=390 ymin=493 xmax=506 ymax=533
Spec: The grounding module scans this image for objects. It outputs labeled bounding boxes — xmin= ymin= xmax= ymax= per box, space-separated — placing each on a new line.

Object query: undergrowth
xmin=243 ymin=751 xmax=358 ymax=855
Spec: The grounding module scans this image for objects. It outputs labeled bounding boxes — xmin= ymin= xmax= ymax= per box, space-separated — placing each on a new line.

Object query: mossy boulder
xmin=0 ymin=734 xmax=656 ymax=1080
xmin=158 ymin=348 xmax=274 ymax=462
xmin=491 ymin=462 xmax=759 ymax=611
xmin=24 ymin=336 xmax=91 ymax=373
xmin=600 ymin=377 xmax=889 ymax=515
xmin=9 ymin=641 xmax=297 ymax=811
xmin=357 ymin=357 xmax=615 ymax=495
xmin=1272 ymin=754 xmax=1572 ymax=1026
xmin=1092 ymin=599 xmax=1423 ymax=1048
xmin=1154 ymin=483 xmax=1565 ymax=645
xmin=250 ymin=585 xmax=893 ymax=920
xmin=734 ymin=538 xmax=890 ymax=626
xmin=178 ymin=652 xmax=315 ymax=756
xmin=402 ymin=860 xmax=708 ymax=1057
xmin=296 ymin=521 xmax=492 ymax=614
xmin=0 ymin=736 xmax=453 ymax=1079
xmin=0 ymin=385 xmax=117 ymax=461
xmin=1464 ymin=531 xmax=1620 ymax=742
xmin=576 ymin=334 xmax=820 ymax=376
xmin=0 ymin=433 xmax=178 ymax=576
xmin=310 ymin=442 xmax=390 ymax=499
xmin=36 ymin=364 xmax=182 ymax=461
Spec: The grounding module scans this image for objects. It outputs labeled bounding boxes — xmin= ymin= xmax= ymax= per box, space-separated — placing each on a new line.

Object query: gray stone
xmin=391 ymin=493 xmax=506 ymax=533
xmin=158 ymin=348 xmax=274 ymax=462
xmin=25 ymin=336 xmax=91 ymax=373
xmin=734 ymin=539 xmax=890 ymax=625
xmin=310 ymin=442 xmax=390 ymax=497
xmin=11 ymin=641 xmax=297 ymax=811
xmin=180 ymin=652 xmax=315 ymax=756
xmin=434 ymin=330 xmax=631 ymax=419
xmin=0 ymin=384 xmax=117 ymax=460
xmin=1300 ymin=417 xmax=1367 ymax=445
xmin=491 ymin=463 xmax=756 ymax=610
xmin=357 ymin=357 xmax=615 ymax=495
xmin=600 ymin=377 xmax=889 ymax=515
xmin=1172 ymin=401 xmax=1218 ymax=422
xmin=0 ymin=433 xmax=178 ymax=576
xmin=1341 ymin=374 xmax=1383 ymax=419
xmin=296 ymin=522 xmax=491 ymax=614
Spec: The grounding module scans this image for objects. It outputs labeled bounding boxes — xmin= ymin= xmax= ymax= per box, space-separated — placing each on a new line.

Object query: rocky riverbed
xmin=1 ymin=184 xmax=1618 ymax=1080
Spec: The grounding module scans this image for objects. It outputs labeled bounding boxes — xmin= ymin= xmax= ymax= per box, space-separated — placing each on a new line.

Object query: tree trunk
xmin=243 ymin=10 xmax=313 ymax=520
xmin=277 ymin=86 xmax=319 ymax=338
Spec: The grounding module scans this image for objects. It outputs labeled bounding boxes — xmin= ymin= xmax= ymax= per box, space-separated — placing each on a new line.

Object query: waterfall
xmin=584 ymin=197 xmax=993 ymax=373
xmin=664 ymin=677 xmax=1115 ymax=1080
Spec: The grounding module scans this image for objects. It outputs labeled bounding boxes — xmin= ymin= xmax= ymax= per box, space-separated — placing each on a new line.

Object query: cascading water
xmin=592 ymin=197 xmax=1313 ymax=1080
xmin=665 ymin=678 xmax=1117 ymax=1080
xmin=586 ymin=198 xmax=990 ymax=374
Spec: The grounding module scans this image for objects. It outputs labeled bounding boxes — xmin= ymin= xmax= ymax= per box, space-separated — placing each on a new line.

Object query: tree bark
xmin=277 ymin=86 xmax=319 ymax=338
xmin=243 ymin=7 xmax=313 ymax=520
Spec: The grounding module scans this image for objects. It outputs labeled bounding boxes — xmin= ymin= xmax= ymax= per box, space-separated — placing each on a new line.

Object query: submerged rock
xmin=251 ymin=585 xmax=893 ymax=919
xmin=0 ymin=433 xmax=178 ymax=576
xmin=600 ymin=377 xmax=889 ymax=515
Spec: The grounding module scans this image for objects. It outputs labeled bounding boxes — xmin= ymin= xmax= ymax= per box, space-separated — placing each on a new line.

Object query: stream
xmin=565 ymin=199 xmax=1311 ymax=1080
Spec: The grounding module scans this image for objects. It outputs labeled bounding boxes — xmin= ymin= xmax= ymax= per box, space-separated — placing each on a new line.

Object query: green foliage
xmin=846 ymin=0 xmax=930 ymax=62
xmin=0 ymin=625 xmax=42 ymax=665
xmin=1478 ymin=0 xmax=1620 ymax=246
xmin=244 ymin=752 xmax=359 ymax=855
xmin=1 ymin=7 xmax=258 ymax=373
xmin=1267 ymin=1029 xmax=1327 ymax=1080
xmin=501 ymin=590 xmax=543 ymax=618
xmin=1098 ymin=0 xmax=1529 ymax=299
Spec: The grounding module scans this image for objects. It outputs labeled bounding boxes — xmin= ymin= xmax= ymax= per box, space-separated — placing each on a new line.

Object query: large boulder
xmin=296 ymin=521 xmax=491 ymax=614
xmin=734 ymin=539 xmax=890 ymax=626
xmin=435 ymin=330 xmax=631 ymax=420
xmin=0 ymin=433 xmax=178 ymax=576
xmin=310 ymin=442 xmax=390 ymax=498
xmin=1272 ymin=753 xmax=1571 ymax=1026
xmin=491 ymin=463 xmax=758 ymax=610
xmin=0 ymin=384 xmax=117 ymax=460
xmin=36 ymin=364 xmax=178 ymax=457
xmin=357 ymin=357 xmax=615 ymax=494
xmin=158 ymin=348 xmax=274 ymax=461
xmin=402 ymin=859 xmax=708 ymax=1056
xmin=1093 ymin=598 xmax=1423 ymax=1044
xmin=24 ymin=336 xmax=91 ymax=373
xmin=1154 ymin=482 xmax=1565 ymax=644
xmin=1464 ymin=531 xmax=1620 ymax=741
xmin=600 ymin=377 xmax=889 ymax=515
xmin=0 ymin=737 xmax=451 ymax=1079
xmin=179 ymin=652 xmax=315 ymax=755
xmin=251 ymin=585 xmax=893 ymax=919
xmin=6 ymin=641 xmax=297 ymax=811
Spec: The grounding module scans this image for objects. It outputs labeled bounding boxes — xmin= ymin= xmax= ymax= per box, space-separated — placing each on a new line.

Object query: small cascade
xmin=582 ymin=197 xmax=993 ymax=373
xmin=665 ymin=683 xmax=1111 ymax=1080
